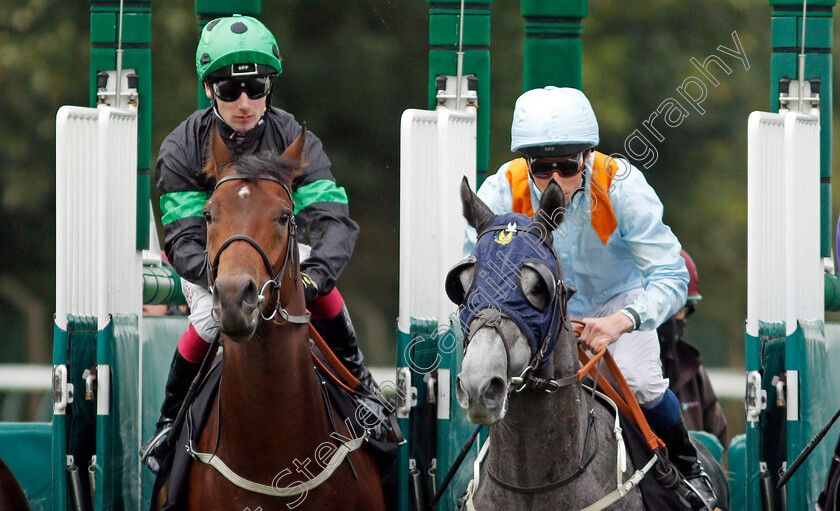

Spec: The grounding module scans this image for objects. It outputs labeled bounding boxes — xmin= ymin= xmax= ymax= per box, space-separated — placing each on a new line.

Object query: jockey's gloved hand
xmin=301 ymin=273 xmax=319 ymax=304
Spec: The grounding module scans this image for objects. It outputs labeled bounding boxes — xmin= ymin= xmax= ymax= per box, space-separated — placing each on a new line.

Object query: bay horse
xmin=186 ymin=128 xmax=385 ymax=510
xmin=447 ymin=178 xmax=728 ymax=510
xmin=0 ymin=457 xmax=30 ymax=511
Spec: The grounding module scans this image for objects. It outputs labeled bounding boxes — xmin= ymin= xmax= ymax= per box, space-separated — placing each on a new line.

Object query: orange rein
xmin=570 ymin=319 xmax=665 ymax=451
xmin=308 ymin=323 xmax=360 ymax=393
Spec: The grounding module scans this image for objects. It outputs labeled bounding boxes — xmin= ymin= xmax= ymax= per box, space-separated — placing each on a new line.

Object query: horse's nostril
xmin=483 ymin=377 xmax=507 ymax=406
xmin=455 ymin=376 xmax=470 ymax=407
xmin=241 ymin=278 xmax=258 ymax=309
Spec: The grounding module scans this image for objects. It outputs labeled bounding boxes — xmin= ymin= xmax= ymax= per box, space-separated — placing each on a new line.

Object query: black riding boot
xmin=312 ymin=304 xmax=392 ymax=440
xmin=658 ymin=415 xmax=719 ymax=511
xmin=140 ymin=349 xmax=201 ymax=474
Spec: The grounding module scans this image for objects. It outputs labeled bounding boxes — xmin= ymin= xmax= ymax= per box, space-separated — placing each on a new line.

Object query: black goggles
xmin=211 ymin=76 xmax=272 ymax=102
xmin=526 ymin=153 xmax=584 ymax=179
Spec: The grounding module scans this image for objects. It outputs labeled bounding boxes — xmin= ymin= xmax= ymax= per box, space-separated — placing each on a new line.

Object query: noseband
xmin=205 ymin=173 xmax=310 ymax=325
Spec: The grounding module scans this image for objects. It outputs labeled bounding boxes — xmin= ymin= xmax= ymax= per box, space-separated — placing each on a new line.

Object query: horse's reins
xmin=482 ymin=318 xmax=603 ymax=495
xmin=205 ymin=173 xmax=310 ymax=326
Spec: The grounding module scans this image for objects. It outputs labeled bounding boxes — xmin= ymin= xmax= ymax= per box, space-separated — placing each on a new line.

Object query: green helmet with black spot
xmin=195 ymin=15 xmax=282 ymax=82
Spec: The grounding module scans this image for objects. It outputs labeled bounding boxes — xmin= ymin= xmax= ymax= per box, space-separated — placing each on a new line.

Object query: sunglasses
xmin=211 ymin=76 xmax=272 ymax=102
xmin=526 ymin=153 xmax=584 ymax=179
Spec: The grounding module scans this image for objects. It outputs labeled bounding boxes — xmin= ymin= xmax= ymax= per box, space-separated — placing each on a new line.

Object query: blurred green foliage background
xmin=1 ymin=0 xmax=838 ymax=392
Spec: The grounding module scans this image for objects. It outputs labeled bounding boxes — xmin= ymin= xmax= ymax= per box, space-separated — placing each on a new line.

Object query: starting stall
xmin=6 ymin=1 xmax=840 ymax=510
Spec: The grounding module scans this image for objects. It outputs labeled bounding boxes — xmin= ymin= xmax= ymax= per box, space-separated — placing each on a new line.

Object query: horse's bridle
xmin=460 ymin=225 xmax=603 ymax=495
xmin=461 ymin=224 xmax=575 ymax=394
xmin=205 ymin=173 xmax=310 ymax=325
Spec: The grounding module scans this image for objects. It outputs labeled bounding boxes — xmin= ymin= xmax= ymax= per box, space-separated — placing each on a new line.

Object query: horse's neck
xmin=488 ymin=331 xmax=587 ymax=481
xmin=216 ymin=321 xmax=334 ymax=453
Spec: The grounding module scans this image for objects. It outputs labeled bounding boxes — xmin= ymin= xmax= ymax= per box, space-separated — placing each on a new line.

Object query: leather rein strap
xmin=571 ymin=319 xmax=665 ymax=452
xmin=206 ymin=173 xmax=309 ymax=325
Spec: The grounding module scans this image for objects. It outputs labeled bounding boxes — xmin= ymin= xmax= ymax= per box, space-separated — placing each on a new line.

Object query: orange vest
xmin=504 ymin=152 xmax=619 ymax=244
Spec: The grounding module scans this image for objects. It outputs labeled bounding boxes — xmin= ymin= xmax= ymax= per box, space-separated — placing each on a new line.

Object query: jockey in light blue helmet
xmin=511 ymin=86 xmax=599 ymax=158
xmin=462 ymin=86 xmax=718 ymax=510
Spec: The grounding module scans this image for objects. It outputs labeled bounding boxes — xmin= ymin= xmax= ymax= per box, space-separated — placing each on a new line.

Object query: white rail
xmin=747 ymin=111 xmax=821 ymax=336
xmin=55 ymin=106 xmax=140 ymax=330
xmin=398 ymin=109 xmax=477 ymax=331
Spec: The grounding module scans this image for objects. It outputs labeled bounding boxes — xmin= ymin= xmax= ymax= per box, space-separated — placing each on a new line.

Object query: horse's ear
xmin=460 ymin=176 xmax=495 ymax=233
xmin=203 ymin=127 xmax=234 ymax=180
xmin=282 ymin=124 xmax=308 ymax=181
xmin=533 ymin=181 xmax=565 ymax=238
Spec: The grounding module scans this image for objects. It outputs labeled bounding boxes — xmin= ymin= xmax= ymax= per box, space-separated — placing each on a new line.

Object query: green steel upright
xmin=89 ymin=0 xmax=152 ymax=252
xmin=769 ymin=0 xmax=834 ymax=258
xmin=521 ymin=0 xmax=587 ymax=92
xmin=427 ymin=0 xmax=491 ymax=179
xmin=739 ymin=3 xmax=838 ymax=510
xmin=194 ymin=1 xmax=262 ymax=109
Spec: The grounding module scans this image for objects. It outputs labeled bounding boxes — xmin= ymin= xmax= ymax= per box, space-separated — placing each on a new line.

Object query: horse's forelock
xmin=221 ymin=152 xmax=297 ymax=185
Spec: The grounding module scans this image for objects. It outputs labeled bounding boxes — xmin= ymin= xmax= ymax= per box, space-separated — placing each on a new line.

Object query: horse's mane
xmin=226 ymin=151 xmax=298 ymax=185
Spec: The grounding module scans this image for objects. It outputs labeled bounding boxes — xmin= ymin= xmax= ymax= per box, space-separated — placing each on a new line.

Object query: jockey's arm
xmin=156 ymin=133 xmax=212 ymax=286
xmin=611 ymin=166 xmax=688 ymax=331
xmin=292 ymin=132 xmax=359 ymax=296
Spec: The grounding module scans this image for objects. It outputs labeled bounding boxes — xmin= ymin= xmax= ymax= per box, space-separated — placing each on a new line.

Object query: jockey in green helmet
xmin=143 ymin=15 xmax=393 ymax=475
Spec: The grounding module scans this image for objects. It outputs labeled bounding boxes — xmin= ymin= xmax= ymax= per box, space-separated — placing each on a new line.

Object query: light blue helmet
xmin=511 ymin=86 xmax=599 ymax=157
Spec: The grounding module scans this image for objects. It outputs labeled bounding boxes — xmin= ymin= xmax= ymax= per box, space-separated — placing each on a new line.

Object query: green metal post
xmin=769 ymin=0 xmax=834 ymax=259
xmin=521 ymin=0 xmax=587 ymax=92
xmin=427 ymin=0 xmax=491 ymax=180
xmin=89 ymin=0 xmax=152 ymax=252
xmin=51 ymin=325 xmax=70 ymax=511
xmin=767 ymin=3 xmax=836 ymax=509
xmin=195 ymin=1 xmax=262 ymax=109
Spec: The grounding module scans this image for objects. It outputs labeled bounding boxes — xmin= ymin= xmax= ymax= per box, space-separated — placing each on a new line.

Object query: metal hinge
xmin=779 ymin=78 xmax=820 ymax=116
xmin=396 ymin=367 xmax=418 ymax=419
xmin=53 ymin=365 xmax=74 ymax=415
xmin=95 ymin=69 xmax=139 ymax=110
xmin=434 ymin=74 xmax=478 ymax=111
xmin=746 ymin=370 xmax=767 ymax=423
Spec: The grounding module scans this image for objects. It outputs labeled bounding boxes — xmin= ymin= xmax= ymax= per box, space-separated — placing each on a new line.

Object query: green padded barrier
xmin=139 ymin=315 xmax=188 ymax=510
xmin=784 ymin=321 xmax=840 ymax=509
xmin=435 ymin=318 xmax=480 ymax=510
xmin=396 ymin=318 xmax=481 ymax=511
xmin=94 ymin=314 xmax=140 ymax=510
xmin=0 ymin=422 xmax=51 ymax=511
xmin=690 ymin=430 xmax=724 ymax=465
xmin=729 ymin=434 xmax=747 ymax=511
xmin=52 ymin=315 xmax=97 ymax=511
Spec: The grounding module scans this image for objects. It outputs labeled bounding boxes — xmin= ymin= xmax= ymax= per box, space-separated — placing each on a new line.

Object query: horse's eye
xmin=203 ymin=211 xmax=212 ymax=223
xmin=278 ymin=212 xmax=291 ymax=225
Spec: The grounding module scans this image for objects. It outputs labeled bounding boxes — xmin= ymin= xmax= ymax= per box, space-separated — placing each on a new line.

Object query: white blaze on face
xmin=238 ymin=185 xmax=250 ymax=200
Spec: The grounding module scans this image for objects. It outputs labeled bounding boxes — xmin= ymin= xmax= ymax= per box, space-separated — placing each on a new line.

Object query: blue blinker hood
xmin=458 ymin=213 xmax=562 ymax=368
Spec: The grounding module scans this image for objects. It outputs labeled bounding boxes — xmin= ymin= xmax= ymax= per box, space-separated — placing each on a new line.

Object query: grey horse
xmin=450 ymin=178 xmax=729 ymax=511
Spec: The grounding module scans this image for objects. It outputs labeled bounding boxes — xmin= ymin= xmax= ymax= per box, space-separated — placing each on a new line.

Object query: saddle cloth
xmin=150 ymin=346 xmax=398 ymax=511
xmin=588 ymin=380 xmax=685 ymax=510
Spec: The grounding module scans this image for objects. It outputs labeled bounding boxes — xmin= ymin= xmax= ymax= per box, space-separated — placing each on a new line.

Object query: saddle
xmin=585 ymin=379 xmax=685 ymax=510
xmin=150 ymin=343 xmax=399 ymax=511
